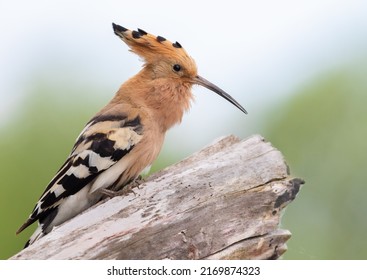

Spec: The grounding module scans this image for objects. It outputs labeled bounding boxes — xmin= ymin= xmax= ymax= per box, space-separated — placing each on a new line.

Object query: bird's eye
xmin=173 ymin=64 xmax=181 ymax=72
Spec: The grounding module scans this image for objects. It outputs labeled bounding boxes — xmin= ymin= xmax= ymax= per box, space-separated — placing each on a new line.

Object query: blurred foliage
xmin=1 ymin=62 xmax=367 ymax=259
xmin=0 ymin=82 xmax=96 ymax=258
xmin=264 ymin=65 xmax=367 ymax=259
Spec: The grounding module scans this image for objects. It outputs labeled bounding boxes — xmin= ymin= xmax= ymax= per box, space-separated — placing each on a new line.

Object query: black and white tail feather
xmin=16 ymin=109 xmax=143 ymax=247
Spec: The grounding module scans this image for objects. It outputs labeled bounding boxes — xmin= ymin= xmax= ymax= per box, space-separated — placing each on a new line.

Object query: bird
xmin=16 ymin=23 xmax=247 ymax=248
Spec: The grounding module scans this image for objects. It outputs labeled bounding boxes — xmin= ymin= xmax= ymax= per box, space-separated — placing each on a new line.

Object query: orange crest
xmin=112 ymin=23 xmax=192 ymax=65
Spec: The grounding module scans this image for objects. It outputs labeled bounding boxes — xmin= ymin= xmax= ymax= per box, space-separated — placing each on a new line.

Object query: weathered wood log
xmin=11 ymin=134 xmax=304 ymax=260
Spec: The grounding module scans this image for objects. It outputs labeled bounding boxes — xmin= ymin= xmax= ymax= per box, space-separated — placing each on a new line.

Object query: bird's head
xmin=112 ymin=23 xmax=247 ymax=114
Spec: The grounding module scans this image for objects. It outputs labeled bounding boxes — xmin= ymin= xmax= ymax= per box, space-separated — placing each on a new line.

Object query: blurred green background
xmin=1 ymin=1 xmax=367 ymax=259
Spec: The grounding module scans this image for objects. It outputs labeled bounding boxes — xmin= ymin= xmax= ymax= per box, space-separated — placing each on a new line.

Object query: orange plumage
xmin=16 ymin=23 xmax=246 ymax=248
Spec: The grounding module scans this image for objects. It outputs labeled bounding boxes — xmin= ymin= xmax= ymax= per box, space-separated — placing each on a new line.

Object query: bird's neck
xmin=113 ymin=70 xmax=193 ymax=132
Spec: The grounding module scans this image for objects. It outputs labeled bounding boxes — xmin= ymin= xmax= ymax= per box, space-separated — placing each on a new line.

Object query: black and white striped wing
xmin=16 ymin=113 xmax=143 ymax=234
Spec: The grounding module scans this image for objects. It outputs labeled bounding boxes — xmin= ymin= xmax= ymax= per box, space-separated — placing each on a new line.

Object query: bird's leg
xmin=99 ymin=176 xmax=145 ymax=198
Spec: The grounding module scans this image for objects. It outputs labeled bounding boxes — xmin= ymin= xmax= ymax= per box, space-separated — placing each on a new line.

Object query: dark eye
xmin=173 ymin=64 xmax=181 ymax=72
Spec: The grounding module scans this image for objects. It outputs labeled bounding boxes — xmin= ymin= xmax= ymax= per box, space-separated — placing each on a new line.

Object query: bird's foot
xmin=99 ymin=176 xmax=145 ymax=198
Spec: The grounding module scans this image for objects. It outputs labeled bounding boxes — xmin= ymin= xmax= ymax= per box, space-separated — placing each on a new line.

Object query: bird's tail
xmin=24 ymin=225 xmax=44 ymax=248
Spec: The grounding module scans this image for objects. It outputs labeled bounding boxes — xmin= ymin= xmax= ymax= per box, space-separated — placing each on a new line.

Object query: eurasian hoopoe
xmin=16 ymin=23 xmax=247 ymax=248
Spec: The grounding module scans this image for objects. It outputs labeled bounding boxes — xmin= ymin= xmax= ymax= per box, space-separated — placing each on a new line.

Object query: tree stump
xmin=11 ymin=134 xmax=304 ymax=260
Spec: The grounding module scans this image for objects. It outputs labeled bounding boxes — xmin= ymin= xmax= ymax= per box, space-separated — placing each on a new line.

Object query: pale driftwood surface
xmin=11 ymin=134 xmax=304 ymax=260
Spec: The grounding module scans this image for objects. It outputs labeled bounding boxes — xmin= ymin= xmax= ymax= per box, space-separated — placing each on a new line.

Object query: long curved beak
xmin=193 ymin=75 xmax=247 ymax=114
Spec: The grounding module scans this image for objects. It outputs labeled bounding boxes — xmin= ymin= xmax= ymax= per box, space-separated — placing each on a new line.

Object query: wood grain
xmin=11 ymin=135 xmax=304 ymax=260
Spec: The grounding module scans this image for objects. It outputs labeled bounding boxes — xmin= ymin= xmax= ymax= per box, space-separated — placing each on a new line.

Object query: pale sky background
xmin=1 ymin=0 xmax=367 ymax=154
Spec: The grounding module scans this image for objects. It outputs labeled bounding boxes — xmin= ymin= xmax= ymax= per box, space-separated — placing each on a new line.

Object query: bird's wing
xmin=16 ymin=110 xmax=143 ymax=234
